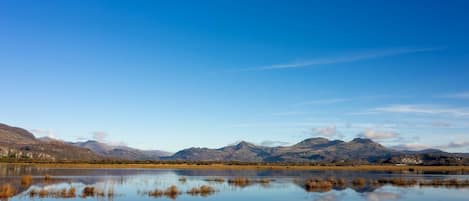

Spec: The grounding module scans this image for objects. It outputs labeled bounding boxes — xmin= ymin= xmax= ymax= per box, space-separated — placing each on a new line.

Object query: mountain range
xmin=1 ymin=123 xmax=467 ymax=165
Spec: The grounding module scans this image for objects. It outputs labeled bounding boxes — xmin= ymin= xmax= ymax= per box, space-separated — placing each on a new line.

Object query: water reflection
xmin=0 ymin=164 xmax=468 ymax=201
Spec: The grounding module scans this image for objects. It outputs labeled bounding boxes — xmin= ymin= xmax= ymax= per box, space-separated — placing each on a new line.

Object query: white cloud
xmin=254 ymin=47 xmax=443 ymax=70
xmin=439 ymin=141 xmax=469 ymax=149
xmin=313 ymin=125 xmax=337 ymax=137
xmin=392 ymin=141 xmax=469 ymax=151
xmin=312 ymin=125 xmax=344 ymax=139
xmin=374 ymin=104 xmax=469 ymax=117
xmin=92 ymin=131 xmax=108 ymax=142
xmin=357 ymin=129 xmax=399 ymax=140
xmin=365 ymin=191 xmax=400 ymax=201
xmin=30 ymin=129 xmax=57 ymax=139
xmin=260 ymin=140 xmax=290 ymax=147
xmin=391 ymin=143 xmax=430 ymax=151
xmin=90 ymin=131 xmax=127 ymax=146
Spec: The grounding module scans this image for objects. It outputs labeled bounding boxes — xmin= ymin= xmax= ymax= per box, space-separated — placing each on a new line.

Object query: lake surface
xmin=1 ymin=164 xmax=468 ymax=201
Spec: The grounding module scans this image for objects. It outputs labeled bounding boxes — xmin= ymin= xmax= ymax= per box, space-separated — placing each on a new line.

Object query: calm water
xmin=1 ymin=164 xmax=468 ymax=201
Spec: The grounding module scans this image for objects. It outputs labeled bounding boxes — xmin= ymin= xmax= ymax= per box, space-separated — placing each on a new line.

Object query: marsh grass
xmin=0 ymin=184 xmax=15 ymax=199
xmin=146 ymin=185 xmax=181 ymax=199
xmin=80 ymin=186 xmax=116 ymax=198
xmin=26 ymin=163 xmax=469 ymax=174
xmin=29 ymin=187 xmax=76 ymax=198
xmin=44 ymin=174 xmax=52 ymax=182
xmin=187 ymin=185 xmax=216 ymax=196
xmin=352 ymin=177 xmax=367 ymax=186
xmin=21 ymin=175 xmax=33 ymax=187
xmin=228 ymin=177 xmax=251 ymax=187
xmin=164 ymin=185 xmax=180 ymax=199
xmin=147 ymin=189 xmax=164 ymax=197
xmin=304 ymin=179 xmax=333 ymax=192
xmin=227 ymin=177 xmax=274 ymax=187
xmin=82 ymin=186 xmax=96 ymax=197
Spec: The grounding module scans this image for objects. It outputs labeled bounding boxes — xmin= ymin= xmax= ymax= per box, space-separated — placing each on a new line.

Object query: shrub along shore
xmin=1 ymin=162 xmax=468 ymax=172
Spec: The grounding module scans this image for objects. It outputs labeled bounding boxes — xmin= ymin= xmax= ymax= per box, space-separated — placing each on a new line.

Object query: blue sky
xmin=1 ymin=0 xmax=469 ymax=152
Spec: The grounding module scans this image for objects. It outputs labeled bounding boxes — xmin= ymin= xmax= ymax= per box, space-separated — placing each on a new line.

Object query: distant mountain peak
xmin=351 ymin=138 xmax=374 ymax=144
xmin=294 ymin=137 xmax=331 ymax=147
xmin=235 ymin=141 xmax=255 ymax=147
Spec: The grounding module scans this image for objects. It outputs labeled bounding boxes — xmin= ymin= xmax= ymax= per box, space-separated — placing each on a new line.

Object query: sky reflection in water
xmin=1 ymin=165 xmax=468 ymax=201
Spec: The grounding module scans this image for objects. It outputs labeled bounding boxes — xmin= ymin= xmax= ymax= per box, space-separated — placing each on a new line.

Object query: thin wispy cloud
xmin=357 ymin=129 xmax=399 ymax=140
xmin=391 ymin=143 xmax=431 ymax=151
xmin=253 ymin=47 xmax=444 ymax=71
xmin=312 ymin=125 xmax=338 ymax=137
xmin=296 ymin=98 xmax=350 ymax=106
xmin=440 ymin=92 xmax=469 ymax=99
xmin=260 ymin=140 xmax=290 ymax=147
xmin=374 ymin=104 xmax=469 ymax=117
xmin=392 ymin=140 xmax=469 ymax=151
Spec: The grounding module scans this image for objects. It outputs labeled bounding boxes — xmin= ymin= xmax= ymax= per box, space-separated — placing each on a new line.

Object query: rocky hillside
xmin=169 ymin=137 xmax=469 ymax=165
xmin=0 ymin=123 xmax=101 ymax=161
xmin=1 ymin=123 xmax=467 ymax=164
xmin=170 ymin=137 xmax=394 ymax=163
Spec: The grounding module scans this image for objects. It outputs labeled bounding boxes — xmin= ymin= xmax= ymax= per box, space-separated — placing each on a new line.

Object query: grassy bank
xmin=2 ymin=162 xmax=468 ymax=172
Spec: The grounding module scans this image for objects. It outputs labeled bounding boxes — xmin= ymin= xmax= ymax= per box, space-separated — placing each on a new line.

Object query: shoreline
xmin=2 ymin=163 xmax=468 ymax=172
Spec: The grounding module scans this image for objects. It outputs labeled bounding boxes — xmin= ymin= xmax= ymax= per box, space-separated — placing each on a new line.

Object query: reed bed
xmin=0 ymin=184 xmax=15 ymax=199
xmin=147 ymin=185 xmax=181 ymax=199
xmin=44 ymin=174 xmax=52 ymax=182
xmin=22 ymin=163 xmax=468 ymax=173
xmin=228 ymin=177 xmax=251 ymax=187
xmin=29 ymin=187 xmax=76 ymax=198
xmin=304 ymin=179 xmax=333 ymax=192
xmin=21 ymin=175 xmax=33 ymax=187
xmin=81 ymin=186 xmax=115 ymax=198
xmin=227 ymin=177 xmax=274 ymax=187
xmin=187 ymin=185 xmax=216 ymax=196
xmin=376 ymin=178 xmax=418 ymax=186
xmin=352 ymin=177 xmax=367 ymax=186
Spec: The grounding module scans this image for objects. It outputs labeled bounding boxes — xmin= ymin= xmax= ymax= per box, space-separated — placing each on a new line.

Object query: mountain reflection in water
xmin=0 ymin=164 xmax=468 ymax=201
